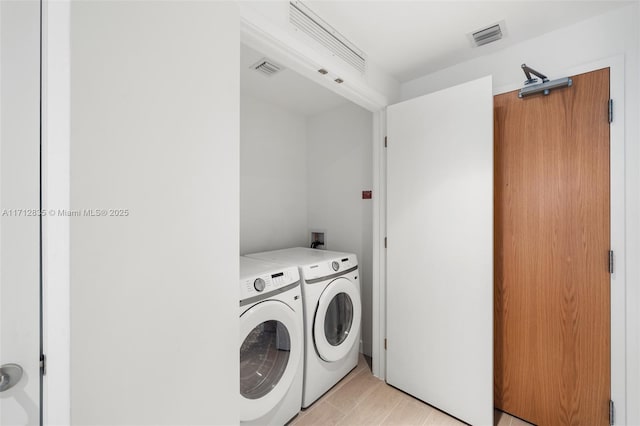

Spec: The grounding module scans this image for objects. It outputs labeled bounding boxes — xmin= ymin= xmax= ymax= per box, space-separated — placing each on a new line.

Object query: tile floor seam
xmin=334 ymin=382 xmax=391 ymax=426
xmin=344 ymin=377 xmax=384 ymax=413
xmin=327 ymin=386 xmax=373 ymax=426
xmin=296 ymin=364 xmax=366 ymax=420
xmin=322 ymin=366 xmax=366 ymax=401
xmin=375 ymin=393 xmax=404 ymax=426
xmin=292 ymin=401 xmax=347 ymax=426
xmin=324 ymin=398 xmax=348 ymax=416
xmin=326 ymin=403 xmax=348 ymax=425
xmin=422 ymin=408 xmax=436 ymax=426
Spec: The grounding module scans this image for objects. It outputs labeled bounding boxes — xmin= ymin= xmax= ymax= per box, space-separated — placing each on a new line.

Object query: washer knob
xmin=331 ymin=261 xmax=339 ymax=271
xmin=254 ymin=278 xmax=266 ymax=292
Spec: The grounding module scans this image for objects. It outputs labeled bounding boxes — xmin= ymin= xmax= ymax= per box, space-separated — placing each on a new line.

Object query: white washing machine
xmin=246 ymin=248 xmax=361 ymax=408
xmin=239 ymin=257 xmax=304 ymax=425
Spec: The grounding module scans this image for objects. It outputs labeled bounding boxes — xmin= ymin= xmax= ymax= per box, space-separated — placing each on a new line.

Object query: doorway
xmin=387 ymin=64 xmax=625 ymax=424
xmin=494 ymin=68 xmax=611 ymax=425
xmin=239 ymin=42 xmax=375 ymax=359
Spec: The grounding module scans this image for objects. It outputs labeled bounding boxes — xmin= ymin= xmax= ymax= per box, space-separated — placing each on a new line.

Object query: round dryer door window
xmin=314 ymin=277 xmax=361 ymax=362
xmin=240 ymin=320 xmax=290 ymax=400
xmin=324 ymin=293 xmax=354 ymax=346
xmin=239 ymin=300 xmax=302 ymax=422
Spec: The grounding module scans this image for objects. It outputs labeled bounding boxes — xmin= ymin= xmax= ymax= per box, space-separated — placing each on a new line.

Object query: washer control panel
xmin=253 ymin=278 xmax=266 ymax=292
xmin=240 ymin=266 xmax=300 ymax=300
xmin=303 ymin=254 xmax=358 ymax=282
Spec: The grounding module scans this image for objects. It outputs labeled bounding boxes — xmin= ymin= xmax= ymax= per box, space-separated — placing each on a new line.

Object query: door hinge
xmin=384 ymin=338 xmax=387 ymax=350
xmin=40 ymin=354 xmax=47 ymax=376
xmin=610 ymin=399 xmax=615 ymax=425
xmin=608 ymin=99 xmax=613 ymax=123
xmin=609 ymin=250 xmax=614 ymax=274
xmin=384 ymin=237 xmax=387 ymax=248
xmin=384 ymin=136 xmax=387 ymax=147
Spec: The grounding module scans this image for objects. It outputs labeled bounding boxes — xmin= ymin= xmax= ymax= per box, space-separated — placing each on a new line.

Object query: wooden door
xmin=494 ymin=68 xmax=610 ymax=425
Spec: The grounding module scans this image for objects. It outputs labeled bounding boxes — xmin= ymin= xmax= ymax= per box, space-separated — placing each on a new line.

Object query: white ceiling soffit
xmin=240 ymin=43 xmax=349 ymax=116
xmin=289 ymin=1 xmax=367 ymax=74
xmin=304 ymin=1 xmax=633 ymax=82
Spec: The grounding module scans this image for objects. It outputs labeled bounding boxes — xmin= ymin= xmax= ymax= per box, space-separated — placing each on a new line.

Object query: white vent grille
xmin=290 ymin=1 xmax=366 ymax=74
xmin=470 ymin=23 xmax=503 ymax=47
xmin=251 ymin=58 xmax=282 ymax=77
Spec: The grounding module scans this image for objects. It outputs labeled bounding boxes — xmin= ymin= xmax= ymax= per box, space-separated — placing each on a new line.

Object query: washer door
xmin=240 ymin=300 xmax=302 ymax=422
xmin=313 ymin=277 xmax=361 ymax=362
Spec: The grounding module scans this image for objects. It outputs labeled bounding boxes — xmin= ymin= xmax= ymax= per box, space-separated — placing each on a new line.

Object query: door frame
xmin=490 ymin=56 xmax=626 ymax=424
xmin=238 ymin=4 xmax=390 ymax=380
xmin=564 ymin=56 xmax=626 ymax=426
xmin=41 ymin=0 xmax=71 ymax=425
xmin=377 ymin=56 xmax=627 ymax=423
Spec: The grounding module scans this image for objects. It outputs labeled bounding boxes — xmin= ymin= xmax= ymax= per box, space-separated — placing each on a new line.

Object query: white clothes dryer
xmin=246 ymin=248 xmax=361 ymax=408
xmin=239 ymin=257 xmax=304 ymax=425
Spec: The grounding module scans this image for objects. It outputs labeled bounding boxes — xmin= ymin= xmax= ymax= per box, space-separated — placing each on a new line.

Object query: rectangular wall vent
xmin=251 ymin=58 xmax=282 ymax=77
xmin=289 ymin=1 xmax=366 ymax=74
xmin=471 ymin=23 xmax=503 ymax=47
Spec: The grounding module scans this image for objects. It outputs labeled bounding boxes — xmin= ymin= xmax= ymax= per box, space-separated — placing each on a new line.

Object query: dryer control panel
xmin=302 ymin=254 xmax=358 ymax=282
xmin=239 ymin=266 xmax=300 ymax=301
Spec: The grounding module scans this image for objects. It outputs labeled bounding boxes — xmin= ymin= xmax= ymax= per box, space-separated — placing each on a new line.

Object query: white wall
xmin=70 ymin=2 xmax=239 ymax=424
xmin=240 ymin=95 xmax=308 ymax=254
xmin=240 ymin=93 xmax=374 ymax=355
xmin=0 ymin=1 xmax=41 ymax=424
xmin=307 ymin=103 xmax=374 ymax=355
xmin=401 ymin=4 xmax=639 ymax=424
xmin=401 ymin=4 xmax=638 ymax=102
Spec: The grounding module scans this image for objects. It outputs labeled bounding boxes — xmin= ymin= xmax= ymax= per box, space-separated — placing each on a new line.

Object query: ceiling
xmin=304 ymin=1 xmax=632 ymax=82
xmin=241 ymin=44 xmax=349 ymax=116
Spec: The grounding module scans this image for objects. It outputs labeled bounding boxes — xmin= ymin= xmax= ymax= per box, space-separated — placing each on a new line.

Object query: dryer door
xmin=239 ymin=300 xmax=302 ymax=422
xmin=313 ymin=277 xmax=362 ymax=362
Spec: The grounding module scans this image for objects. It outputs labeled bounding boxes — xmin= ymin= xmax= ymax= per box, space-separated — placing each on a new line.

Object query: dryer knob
xmin=254 ymin=278 xmax=266 ymax=292
xmin=331 ymin=261 xmax=340 ymax=271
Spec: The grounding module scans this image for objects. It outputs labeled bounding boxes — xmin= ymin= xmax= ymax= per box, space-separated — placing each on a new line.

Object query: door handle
xmin=0 ymin=363 xmax=23 ymax=392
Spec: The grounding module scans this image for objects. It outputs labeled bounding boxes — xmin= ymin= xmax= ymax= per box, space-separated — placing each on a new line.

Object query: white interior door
xmin=0 ymin=1 xmax=42 ymax=424
xmin=386 ymin=76 xmax=493 ymax=425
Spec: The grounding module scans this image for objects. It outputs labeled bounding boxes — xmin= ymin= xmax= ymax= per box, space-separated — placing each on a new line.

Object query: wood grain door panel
xmin=494 ymin=68 xmax=610 ymax=426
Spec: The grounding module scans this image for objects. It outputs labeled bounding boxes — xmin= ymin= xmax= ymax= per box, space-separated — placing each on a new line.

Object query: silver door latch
xmin=0 ymin=363 xmax=23 ymax=392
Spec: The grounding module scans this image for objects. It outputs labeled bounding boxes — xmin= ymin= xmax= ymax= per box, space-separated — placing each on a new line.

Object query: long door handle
xmin=0 ymin=363 xmax=23 ymax=392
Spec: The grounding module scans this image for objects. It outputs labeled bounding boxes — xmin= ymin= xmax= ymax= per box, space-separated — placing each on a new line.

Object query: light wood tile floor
xmin=289 ymin=355 xmax=532 ymax=426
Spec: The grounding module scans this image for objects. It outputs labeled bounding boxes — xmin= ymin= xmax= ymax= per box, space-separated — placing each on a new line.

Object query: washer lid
xmin=239 ymin=300 xmax=302 ymax=421
xmin=313 ymin=277 xmax=362 ymax=362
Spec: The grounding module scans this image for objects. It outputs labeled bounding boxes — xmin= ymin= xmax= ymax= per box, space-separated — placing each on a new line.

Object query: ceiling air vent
xmin=290 ymin=1 xmax=366 ymax=74
xmin=470 ymin=22 xmax=504 ymax=47
xmin=251 ymin=58 xmax=283 ymax=77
